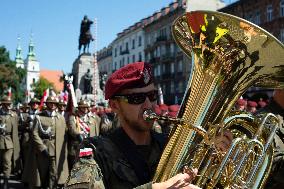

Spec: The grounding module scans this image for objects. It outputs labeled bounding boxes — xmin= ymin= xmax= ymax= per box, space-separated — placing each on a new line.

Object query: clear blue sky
xmin=0 ymin=0 xmax=232 ymax=73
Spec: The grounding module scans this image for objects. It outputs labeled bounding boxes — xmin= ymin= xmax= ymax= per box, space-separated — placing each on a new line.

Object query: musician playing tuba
xmin=65 ymin=62 xmax=232 ymax=189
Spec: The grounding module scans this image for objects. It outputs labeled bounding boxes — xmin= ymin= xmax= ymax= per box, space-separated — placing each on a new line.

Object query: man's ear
xmin=109 ymin=99 xmax=119 ymax=113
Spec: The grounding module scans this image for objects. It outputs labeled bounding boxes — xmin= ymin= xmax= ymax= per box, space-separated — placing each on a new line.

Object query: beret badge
xmin=143 ymin=68 xmax=150 ymax=85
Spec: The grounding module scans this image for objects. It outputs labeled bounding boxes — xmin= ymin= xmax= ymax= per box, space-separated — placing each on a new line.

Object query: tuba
xmin=151 ymin=11 xmax=284 ymax=189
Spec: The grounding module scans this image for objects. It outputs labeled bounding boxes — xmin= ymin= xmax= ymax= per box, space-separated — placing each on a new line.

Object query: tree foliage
xmin=0 ymin=46 xmax=26 ymax=103
xmin=31 ymin=76 xmax=57 ymax=99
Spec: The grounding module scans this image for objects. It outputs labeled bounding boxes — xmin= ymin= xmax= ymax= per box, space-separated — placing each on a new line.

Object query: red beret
xmin=237 ymin=99 xmax=246 ymax=106
xmin=154 ymin=106 xmax=162 ymax=115
xmin=168 ymin=111 xmax=178 ymax=118
xmin=159 ymin=104 xmax=168 ymax=111
xmin=168 ymin=104 xmax=180 ymax=112
xmin=105 ymin=62 xmax=153 ymax=100
xmin=247 ymin=101 xmax=257 ymax=107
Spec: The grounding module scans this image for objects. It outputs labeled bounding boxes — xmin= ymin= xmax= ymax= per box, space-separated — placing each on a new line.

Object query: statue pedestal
xmin=72 ymin=53 xmax=107 ymax=106
xmin=72 ymin=54 xmax=95 ymax=93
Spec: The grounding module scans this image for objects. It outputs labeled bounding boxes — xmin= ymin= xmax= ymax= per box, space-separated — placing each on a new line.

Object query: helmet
xmin=29 ymin=98 xmax=40 ymax=104
xmin=78 ymin=100 xmax=90 ymax=108
xmin=58 ymin=99 xmax=67 ymax=106
xmin=45 ymin=96 xmax=58 ymax=104
xmin=1 ymin=96 xmax=12 ymax=104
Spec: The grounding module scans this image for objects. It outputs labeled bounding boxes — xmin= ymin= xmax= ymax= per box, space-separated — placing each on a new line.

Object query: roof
xmin=40 ymin=70 xmax=64 ymax=91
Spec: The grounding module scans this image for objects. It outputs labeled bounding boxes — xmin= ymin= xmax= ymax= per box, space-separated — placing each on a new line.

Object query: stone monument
xmin=72 ymin=15 xmax=107 ymax=106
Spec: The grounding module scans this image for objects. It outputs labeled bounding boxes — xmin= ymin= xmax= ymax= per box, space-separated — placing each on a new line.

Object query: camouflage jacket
xmin=257 ymin=99 xmax=284 ymax=189
xmin=66 ymin=128 xmax=166 ymax=189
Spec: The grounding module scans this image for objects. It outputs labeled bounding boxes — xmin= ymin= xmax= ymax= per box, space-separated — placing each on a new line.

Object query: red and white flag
xmin=7 ymin=87 xmax=12 ymax=98
xmin=39 ymin=88 xmax=50 ymax=109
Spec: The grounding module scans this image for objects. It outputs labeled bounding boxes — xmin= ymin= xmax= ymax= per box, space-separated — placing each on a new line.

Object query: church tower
xmin=15 ymin=37 xmax=24 ymax=69
xmin=24 ymin=35 xmax=40 ymax=99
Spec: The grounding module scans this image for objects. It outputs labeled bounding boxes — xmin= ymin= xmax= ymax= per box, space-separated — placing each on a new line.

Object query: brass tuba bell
xmin=152 ymin=11 xmax=284 ymax=189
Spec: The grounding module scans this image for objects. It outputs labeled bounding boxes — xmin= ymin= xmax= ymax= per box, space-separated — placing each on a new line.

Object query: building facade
xmin=219 ymin=0 xmax=284 ymax=43
xmin=97 ymin=46 xmax=112 ymax=78
xmin=97 ymin=0 xmax=226 ymax=104
xmin=144 ymin=1 xmax=190 ymax=104
xmin=111 ymin=21 xmax=146 ymax=71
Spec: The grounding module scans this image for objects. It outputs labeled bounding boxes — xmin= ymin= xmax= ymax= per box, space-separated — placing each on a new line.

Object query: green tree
xmin=31 ymin=76 xmax=57 ymax=99
xmin=0 ymin=46 xmax=26 ymax=103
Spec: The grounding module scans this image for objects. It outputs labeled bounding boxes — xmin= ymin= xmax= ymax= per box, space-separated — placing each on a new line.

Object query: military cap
xmin=58 ymin=99 xmax=67 ymax=106
xmin=247 ymin=101 xmax=257 ymax=107
xmin=159 ymin=104 xmax=168 ymax=111
xmin=154 ymin=105 xmax=162 ymax=116
xmin=105 ymin=62 xmax=153 ymax=100
xmin=237 ymin=99 xmax=246 ymax=106
xmin=1 ymin=96 xmax=12 ymax=104
xmin=29 ymin=98 xmax=40 ymax=104
xmin=78 ymin=100 xmax=90 ymax=108
xmin=168 ymin=104 xmax=180 ymax=112
xmin=45 ymin=96 xmax=58 ymax=104
xmin=168 ymin=111 xmax=178 ymax=118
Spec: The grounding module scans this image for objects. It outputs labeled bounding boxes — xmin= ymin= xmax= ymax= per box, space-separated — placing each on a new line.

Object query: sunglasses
xmin=113 ymin=90 xmax=158 ymax=104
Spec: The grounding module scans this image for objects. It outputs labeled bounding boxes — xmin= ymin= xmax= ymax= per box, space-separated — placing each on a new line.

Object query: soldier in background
xmin=57 ymin=99 xmax=69 ymax=122
xmin=67 ymin=100 xmax=101 ymax=169
xmin=0 ymin=96 xmax=20 ymax=189
xmin=21 ymin=98 xmax=41 ymax=188
xmin=31 ymin=96 xmax=68 ymax=188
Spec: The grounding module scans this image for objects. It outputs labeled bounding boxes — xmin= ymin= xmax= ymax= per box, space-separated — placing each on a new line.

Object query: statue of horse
xmin=78 ymin=15 xmax=94 ymax=54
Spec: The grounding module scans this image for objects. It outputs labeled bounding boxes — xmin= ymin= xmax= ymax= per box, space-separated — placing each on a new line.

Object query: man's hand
xmin=214 ymin=130 xmax=233 ymax=152
xmin=152 ymin=168 xmax=201 ymax=189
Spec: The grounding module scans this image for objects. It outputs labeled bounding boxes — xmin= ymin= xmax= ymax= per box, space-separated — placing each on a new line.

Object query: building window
xmin=33 ymin=78 xmax=35 ymax=83
xmin=125 ymin=42 xmax=128 ymax=51
xmin=162 ymin=64 xmax=166 ymax=73
xmin=33 ymin=66 xmax=35 ymax=70
xmin=170 ymin=81 xmax=174 ymax=93
xmin=170 ymin=63 xmax=175 ymax=73
xmin=280 ymin=28 xmax=284 ymax=43
xmin=255 ymin=10 xmax=261 ymax=25
xmin=267 ymin=4 xmax=273 ymax=22
xmin=178 ymin=60 xmax=183 ymax=72
xmin=178 ymin=81 xmax=183 ymax=93
xmin=132 ymin=54 xmax=135 ymax=62
xmin=281 ymin=0 xmax=284 ymax=17
xmin=157 ymin=65 xmax=161 ymax=76
xmin=138 ymin=52 xmax=142 ymax=62
xmin=114 ymin=48 xmax=117 ymax=57
xmin=114 ymin=62 xmax=117 ymax=70
xmin=127 ymin=56 xmax=130 ymax=64
xmin=120 ymin=46 xmax=122 ymax=54
xmin=132 ymin=39 xmax=135 ymax=49
xmin=138 ymin=36 xmax=142 ymax=46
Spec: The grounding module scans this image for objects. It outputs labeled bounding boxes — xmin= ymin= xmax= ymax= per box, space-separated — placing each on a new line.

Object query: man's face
xmin=31 ymin=102 xmax=39 ymax=110
xmin=110 ymin=84 xmax=157 ymax=132
xmin=79 ymin=107 xmax=89 ymax=115
xmin=2 ymin=103 xmax=12 ymax=111
xmin=58 ymin=104 xmax=66 ymax=112
xmin=46 ymin=102 xmax=57 ymax=111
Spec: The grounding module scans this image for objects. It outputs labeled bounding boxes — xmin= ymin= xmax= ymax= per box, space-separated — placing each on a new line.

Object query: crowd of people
xmin=0 ymin=62 xmax=283 ymax=189
xmin=0 ymin=95 xmax=115 ymax=189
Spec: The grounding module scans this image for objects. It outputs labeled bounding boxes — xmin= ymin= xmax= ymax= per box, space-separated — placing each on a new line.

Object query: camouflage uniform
xmin=66 ymin=128 xmax=166 ymax=189
xmin=257 ymin=99 xmax=284 ymax=189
